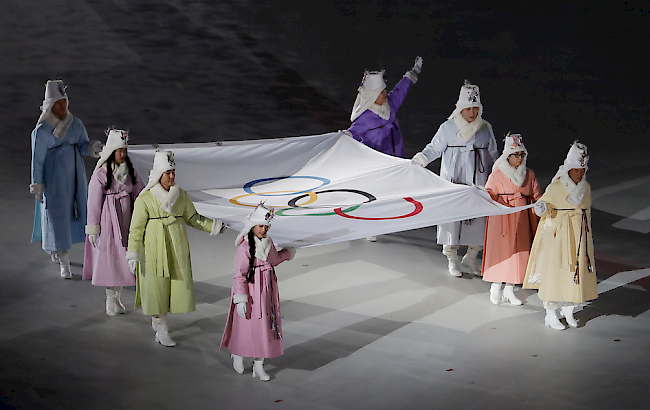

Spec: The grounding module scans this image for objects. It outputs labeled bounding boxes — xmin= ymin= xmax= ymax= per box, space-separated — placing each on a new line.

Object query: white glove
xmin=533 ymin=200 xmax=548 ymax=216
xmin=210 ymin=220 xmax=226 ymax=236
xmin=412 ymin=56 xmax=423 ymax=74
xmin=236 ymin=302 xmax=247 ymax=318
xmin=88 ymin=234 xmax=98 ymax=248
xmin=30 ymin=183 xmax=44 ymax=203
xmin=411 ymin=152 xmax=428 ymax=167
xmin=128 ymin=259 xmax=138 ymax=275
xmin=89 ymin=140 xmax=103 ymax=158
xmin=284 ymin=247 xmax=296 ymax=260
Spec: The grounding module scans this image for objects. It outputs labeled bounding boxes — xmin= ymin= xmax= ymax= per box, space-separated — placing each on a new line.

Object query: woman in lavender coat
xmin=220 ymin=204 xmax=295 ymax=381
xmin=83 ymin=129 xmax=144 ymax=316
xmin=345 ymin=56 xmax=423 ymax=158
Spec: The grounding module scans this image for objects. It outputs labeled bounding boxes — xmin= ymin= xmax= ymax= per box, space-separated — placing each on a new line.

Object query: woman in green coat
xmin=127 ymin=150 xmax=224 ymax=347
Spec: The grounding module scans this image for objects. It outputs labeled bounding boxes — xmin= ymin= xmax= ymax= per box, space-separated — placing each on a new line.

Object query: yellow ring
xmin=229 ymin=191 xmax=318 ymax=208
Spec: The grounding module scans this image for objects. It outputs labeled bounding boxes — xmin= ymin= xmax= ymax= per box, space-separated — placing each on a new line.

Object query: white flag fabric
xmin=128 ymin=132 xmax=531 ymax=247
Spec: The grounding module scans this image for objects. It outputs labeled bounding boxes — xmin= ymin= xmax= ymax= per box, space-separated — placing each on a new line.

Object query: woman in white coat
xmin=412 ymin=81 xmax=499 ymax=276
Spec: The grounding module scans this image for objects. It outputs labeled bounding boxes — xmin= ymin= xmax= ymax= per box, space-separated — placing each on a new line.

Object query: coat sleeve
xmin=537 ymin=181 xmax=558 ymax=218
xmin=347 ymin=118 xmax=367 ymax=143
xmin=31 ymin=127 xmax=48 ymax=185
xmin=486 ymin=123 xmax=499 ymax=164
xmin=420 ymin=124 xmax=448 ymax=163
xmin=127 ymin=195 xmax=149 ymax=257
xmin=131 ymin=168 xmax=145 ymax=201
xmin=387 ymin=76 xmax=413 ymax=112
xmin=485 ymin=172 xmax=506 ymax=204
xmin=86 ymin=169 xmax=107 ymax=231
xmin=181 ymin=190 xmax=214 ymax=233
xmin=530 ymin=170 xmax=543 ymax=202
xmin=75 ymin=120 xmax=92 ymax=156
xmin=266 ymin=241 xmax=292 ymax=267
xmin=232 ymin=245 xmax=251 ymax=301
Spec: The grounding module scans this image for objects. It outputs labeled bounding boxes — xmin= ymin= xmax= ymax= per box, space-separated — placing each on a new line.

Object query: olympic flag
xmin=128 ymin=132 xmax=530 ymax=248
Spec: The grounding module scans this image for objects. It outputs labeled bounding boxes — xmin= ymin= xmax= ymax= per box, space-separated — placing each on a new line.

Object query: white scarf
xmin=493 ymin=154 xmax=527 ymax=187
xmin=111 ymin=162 xmax=129 ymax=185
xmin=453 ymin=114 xmax=484 ymax=143
xmin=45 ymin=111 xmax=74 ymax=140
xmin=150 ymin=184 xmax=180 ymax=213
xmin=368 ymin=102 xmax=391 ymax=120
xmin=244 ymin=235 xmax=272 ymax=261
xmin=559 ymin=172 xmax=588 ymax=207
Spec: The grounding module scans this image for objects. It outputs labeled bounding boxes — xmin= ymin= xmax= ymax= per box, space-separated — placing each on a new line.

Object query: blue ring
xmin=243 ymin=176 xmax=330 ymax=196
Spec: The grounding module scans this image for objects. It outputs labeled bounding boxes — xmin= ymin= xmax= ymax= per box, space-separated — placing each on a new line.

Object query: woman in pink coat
xmin=83 ymin=129 xmax=144 ymax=315
xmin=482 ymin=134 xmax=542 ymax=305
xmin=220 ymin=204 xmax=295 ymax=381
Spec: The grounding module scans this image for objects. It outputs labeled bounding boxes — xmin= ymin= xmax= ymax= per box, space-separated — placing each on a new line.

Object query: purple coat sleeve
xmin=86 ymin=168 xmax=107 ymax=227
xmin=266 ymin=242 xmax=292 ymax=267
xmin=131 ymin=169 xmax=145 ymax=201
xmin=387 ymin=76 xmax=413 ymax=113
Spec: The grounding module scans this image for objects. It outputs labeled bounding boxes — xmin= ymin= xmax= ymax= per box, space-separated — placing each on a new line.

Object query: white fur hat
xmin=95 ymin=129 xmax=129 ymax=171
xmin=142 ymin=150 xmax=176 ymax=193
xmin=37 ymin=80 xmax=68 ymax=125
xmin=350 ymin=70 xmax=387 ymax=122
xmin=449 ymin=80 xmax=483 ymax=119
xmin=503 ymin=133 xmax=527 ymax=156
xmin=235 ymin=203 xmax=275 ymax=246
xmin=552 ymin=141 xmax=589 ymax=181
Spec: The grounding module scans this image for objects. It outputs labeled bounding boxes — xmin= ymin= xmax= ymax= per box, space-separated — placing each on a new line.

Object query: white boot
xmin=503 ymin=284 xmax=523 ymax=306
xmin=442 ymin=246 xmax=462 ymax=277
xmin=366 ymin=236 xmax=377 ymax=242
xmin=114 ymin=287 xmax=126 ymax=314
xmin=105 ymin=288 xmax=118 ymax=316
xmin=57 ymin=251 xmax=72 ymax=279
xmin=560 ymin=305 xmax=579 ymax=328
xmin=461 ymin=246 xmax=482 ymax=276
xmin=151 ymin=315 xmax=176 ymax=347
xmin=544 ymin=307 xmax=566 ymax=331
xmin=231 ymin=354 xmax=244 ymax=374
xmin=49 ymin=251 xmax=60 ymax=263
xmin=489 ymin=282 xmax=503 ymax=305
xmin=252 ymin=358 xmax=270 ymax=381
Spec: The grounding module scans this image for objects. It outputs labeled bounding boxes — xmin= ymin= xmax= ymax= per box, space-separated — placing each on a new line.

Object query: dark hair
xmin=105 ymin=152 xmax=136 ymax=189
xmin=246 ymin=230 xmax=256 ymax=284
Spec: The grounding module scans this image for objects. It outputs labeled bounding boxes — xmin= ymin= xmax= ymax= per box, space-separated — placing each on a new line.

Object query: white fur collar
xmin=111 ymin=162 xmax=129 ymax=185
xmin=45 ymin=111 xmax=74 ymax=140
xmin=244 ymin=235 xmax=273 ymax=261
xmin=559 ymin=172 xmax=588 ymax=207
xmin=493 ymin=154 xmax=527 ymax=187
xmin=369 ymin=102 xmax=391 ymax=120
xmin=453 ymin=114 xmax=484 ymax=143
xmin=150 ymin=184 xmax=180 ymax=213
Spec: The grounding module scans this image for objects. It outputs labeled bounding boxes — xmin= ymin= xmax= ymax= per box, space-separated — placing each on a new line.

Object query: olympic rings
xmin=244 ymin=176 xmax=330 ymax=196
xmin=230 ymin=191 xmax=318 ymax=208
xmin=278 ymin=189 xmax=376 ymax=216
xmin=275 ymin=204 xmax=362 ymax=217
xmin=334 ymin=197 xmax=423 ymax=220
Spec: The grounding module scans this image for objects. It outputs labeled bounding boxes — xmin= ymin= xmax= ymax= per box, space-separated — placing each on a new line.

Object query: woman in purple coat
xmin=344 ymin=56 xmax=423 ymax=158
xmin=220 ymin=204 xmax=295 ymax=381
xmin=83 ymin=129 xmax=145 ymax=316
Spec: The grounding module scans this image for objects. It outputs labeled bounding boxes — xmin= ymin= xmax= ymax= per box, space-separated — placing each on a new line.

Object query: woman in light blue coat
xmin=30 ymin=80 xmax=102 ymax=278
xmin=412 ymin=81 xmax=499 ymax=277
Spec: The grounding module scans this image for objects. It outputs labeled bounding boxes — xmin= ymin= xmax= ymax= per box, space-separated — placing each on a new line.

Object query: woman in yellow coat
xmin=523 ymin=141 xmax=596 ymax=330
xmin=127 ymin=150 xmax=224 ymax=347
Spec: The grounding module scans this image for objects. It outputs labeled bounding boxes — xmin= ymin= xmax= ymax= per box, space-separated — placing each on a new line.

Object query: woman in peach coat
xmin=482 ymin=134 xmax=542 ymax=305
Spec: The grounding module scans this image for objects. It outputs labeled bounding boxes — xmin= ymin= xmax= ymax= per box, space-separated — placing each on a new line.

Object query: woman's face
xmin=51 ymin=98 xmax=68 ymax=119
xmin=460 ymin=106 xmax=480 ymax=123
xmin=113 ymin=148 xmax=127 ymax=164
xmin=374 ymin=89 xmax=387 ymax=105
xmin=508 ymin=152 xmax=525 ymax=168
xmin=252 ymin=224 xmax=269 ymax=239
xmin=568 ymin=168 xmax=585 ymax=184
xmin=159 ymin=169 xmax=176 ymax=190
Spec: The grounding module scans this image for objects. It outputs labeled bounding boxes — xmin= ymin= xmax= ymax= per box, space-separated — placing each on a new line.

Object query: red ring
xmin=334 ymin=197 xmax=423 ymax=220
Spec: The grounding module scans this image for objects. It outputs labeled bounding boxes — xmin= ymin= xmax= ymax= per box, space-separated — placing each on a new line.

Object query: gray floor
xmin=1 ymin=2 xmax=650 ymax=409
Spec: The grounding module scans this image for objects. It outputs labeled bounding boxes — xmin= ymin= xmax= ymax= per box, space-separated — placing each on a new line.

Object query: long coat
xmin=127 ymin=188 xmax=214 ymax=315
xmin=31 ymin=118 xmax=92 ymax=251
xmin=347 ymin=76 xmax=414 ymax=157
xmin=82 ymin=165 xmax=145 ymax=286
xmin=220 ymin=239 xmax=292 ymax=359
xmin=523 ymin=178 xmax=597 ymax=303
xmin=420 ymin=118 xmax=499 ymax=245
xmin=482 ymin=168 xmax=542 ymax=284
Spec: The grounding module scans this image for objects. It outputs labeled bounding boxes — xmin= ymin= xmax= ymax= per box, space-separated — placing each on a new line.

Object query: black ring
xmin=287 ymin=189 xmax=377 ymax=208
